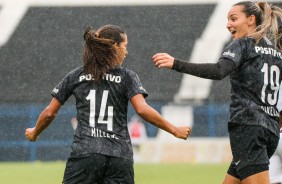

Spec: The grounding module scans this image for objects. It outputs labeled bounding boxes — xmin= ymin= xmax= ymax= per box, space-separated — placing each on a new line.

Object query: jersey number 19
xmin=261 ymin=63 xmax=280 ymax=105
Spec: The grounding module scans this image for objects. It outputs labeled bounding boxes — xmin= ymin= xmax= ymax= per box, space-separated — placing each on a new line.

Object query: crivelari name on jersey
xmin=259 ymin=105 xmax=279 ymax=117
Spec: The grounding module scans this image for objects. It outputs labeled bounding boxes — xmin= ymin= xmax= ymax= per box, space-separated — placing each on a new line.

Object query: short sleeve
xmin=125 ymin=70 xmax=148 ymax=100
xmin=51 ymin=72 xmax=74 ymax=105
xmin=220 ymin=39 xmax=244 ymax=67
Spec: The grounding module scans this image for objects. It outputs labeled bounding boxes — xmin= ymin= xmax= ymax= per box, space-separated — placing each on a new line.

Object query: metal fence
xmin=0 ymin=102 xmax=229 ymax=161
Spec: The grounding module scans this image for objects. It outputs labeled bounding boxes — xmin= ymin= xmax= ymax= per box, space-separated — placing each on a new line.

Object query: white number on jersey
xmin=86 ymin=90 xmax=113 ymax=131
xmin=261 ymin=63 xmax=280 ymax=105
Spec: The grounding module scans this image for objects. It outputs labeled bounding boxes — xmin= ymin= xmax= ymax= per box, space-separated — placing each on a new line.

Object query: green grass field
xmin=0 ymin=162 xmax=229 ymax=184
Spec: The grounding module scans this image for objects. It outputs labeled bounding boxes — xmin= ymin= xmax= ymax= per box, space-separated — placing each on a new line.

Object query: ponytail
xmin=254 ymin=2 xmax=282 ymax=47
xmin=83 ymin=25 xmax=125 ymax=82
xmin=236 ymin=1 xmax=282 ymax=47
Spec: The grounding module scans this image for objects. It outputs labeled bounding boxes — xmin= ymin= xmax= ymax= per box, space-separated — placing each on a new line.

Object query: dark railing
xmin=0 ymin=104 xmax=75 ymax=161
xmin=0 ymin=102 xmax=229 ymax=161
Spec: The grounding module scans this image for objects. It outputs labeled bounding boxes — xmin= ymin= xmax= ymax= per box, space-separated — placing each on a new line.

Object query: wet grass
xmin=135 ymin=163 xmax=228 ymax=184
xmin=0 ymin=161 xmax=228 ymax=184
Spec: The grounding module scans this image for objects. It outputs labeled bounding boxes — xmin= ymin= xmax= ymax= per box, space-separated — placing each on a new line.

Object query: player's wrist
xmin=170 ymin=126 xmax=178 ymax=137
xmin=171 ymin=58 xmax=178 ymax=70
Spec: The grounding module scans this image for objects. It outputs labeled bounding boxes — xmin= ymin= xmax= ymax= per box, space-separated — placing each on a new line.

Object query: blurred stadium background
xmin=0 ymin=0 xmax=281 ymax=167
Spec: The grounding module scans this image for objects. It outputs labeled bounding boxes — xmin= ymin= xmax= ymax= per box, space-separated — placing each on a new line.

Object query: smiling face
xmin=226 ymin=5 xmax=257 ymax=40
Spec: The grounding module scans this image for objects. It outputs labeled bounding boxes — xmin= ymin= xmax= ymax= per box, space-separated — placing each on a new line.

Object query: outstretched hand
xmin=174 ymin=126 xmax=192 ymax=140
xmin=25 ymin=127 xmax=38 ymax=142
xmin=152 ymin=53 xmax=175 ymax=69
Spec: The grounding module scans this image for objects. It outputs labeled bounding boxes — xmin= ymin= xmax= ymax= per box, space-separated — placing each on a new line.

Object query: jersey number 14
xmin=86 ymin=90 xmax=113 ymax=131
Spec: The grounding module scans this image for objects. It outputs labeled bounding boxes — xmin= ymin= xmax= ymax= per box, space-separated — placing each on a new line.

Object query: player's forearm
xmin=172 ymin=58 xmax=236 ymax=80
xmin=33 ymin=108 xmax=56 ymax=137
xmin=136 ymin=104 xmax=177 ymax=135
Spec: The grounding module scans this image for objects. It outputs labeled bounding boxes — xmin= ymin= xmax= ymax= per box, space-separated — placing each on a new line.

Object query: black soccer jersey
xmin=51 ymin=66 xmax=148 ymax=161
xmin=220 ymin=37 xmax=282 ymax=136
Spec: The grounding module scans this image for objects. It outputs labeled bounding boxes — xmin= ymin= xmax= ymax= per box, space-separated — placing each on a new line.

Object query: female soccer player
xmin=152 ymin=1 xmax=282 ymax=184
xmin=25 ymin=25 xmax=191 ymax=184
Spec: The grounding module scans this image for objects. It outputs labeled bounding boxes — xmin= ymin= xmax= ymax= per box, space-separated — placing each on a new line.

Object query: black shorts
xmin=227 ymin=124 xmax=279 ymax=180
xmin=62 ymin=153 xmax=134 ymax=184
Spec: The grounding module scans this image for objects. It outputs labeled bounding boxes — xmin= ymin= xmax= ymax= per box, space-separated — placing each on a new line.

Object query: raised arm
xmin=25 ymin=97 xmax=62 ymax=141
xmin=130 ymin=94 xmax=191 ymax=140
xmin=152 ymin=53 xmax=236 ymax=80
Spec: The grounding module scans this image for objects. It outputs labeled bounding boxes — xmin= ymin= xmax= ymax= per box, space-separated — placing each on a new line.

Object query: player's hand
xmin=25 ymin=128 xmax=38 ymax=142
xmin=173 ymin=126 xmax=192 ymax=140
xmin=152 ymin=53 xmax=174 ymax=69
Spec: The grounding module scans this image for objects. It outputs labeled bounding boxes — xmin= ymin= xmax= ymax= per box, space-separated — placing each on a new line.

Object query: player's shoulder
xmin=112 ymin=66 xmax=138 ymax=77
xmin=68 ymin=66 xmax=83 ymax=75
xmin=229 ymin=37 xmax=255 ymax=47
xmin=64 ymin=66 xmax=83 ymax=78
xmin=241 ymin=37 xmax=275 ymax=48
